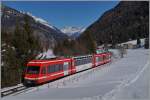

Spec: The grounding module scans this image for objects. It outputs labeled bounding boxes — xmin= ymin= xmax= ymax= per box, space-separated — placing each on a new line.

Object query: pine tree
xmin=2 ymin=15 xmax=42 ymax=87
xmin=144 ymin=38 xmax=149 ymax=49
xmin=2 ymin=31 xmax=20 ymax=87
xmin=22 ymin=14 xmax=42 ymax=63
xmin=80 ymin=31 xmax=97 ymax=54
xmin=12 ymin=14 xmax=42 ymax=81
xmin=137 ymin=37 xmax=141 ymax=48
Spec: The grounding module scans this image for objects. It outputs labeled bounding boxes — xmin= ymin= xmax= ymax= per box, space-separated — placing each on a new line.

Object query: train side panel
xmin=74 ymin=55 xmax=93 ymax=72
xmin=94 ymin=54 xmax=104 ymax=67
xmin=23 ymin=53 xmax=111 ymax=86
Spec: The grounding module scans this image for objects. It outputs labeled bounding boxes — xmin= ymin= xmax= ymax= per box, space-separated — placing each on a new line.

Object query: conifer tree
xmin=137 ymin=37 xmax=141 ymax=48
xmin=80 ymin=31 xmax=97 ymax=54
xmin=144 ymin=38 xmax=149 ymax=49
xmin=9 ymin=15 xmax=42 ymax=85
xmin=22 ymin=14 xmax=42 ymax=63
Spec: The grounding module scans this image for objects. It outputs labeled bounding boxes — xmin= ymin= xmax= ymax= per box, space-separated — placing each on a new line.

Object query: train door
xmin=103 ymin=54 xmax=107 ymax=63
xmin=63 ymin=62 xmax=69 ymax=76
xmin=95 ymin=57 xmax=99 ymax=66
xmin=92 ymin=55 xmax=96 ymax=67
xmin=71 ymin=59 xmax=76 ymax=74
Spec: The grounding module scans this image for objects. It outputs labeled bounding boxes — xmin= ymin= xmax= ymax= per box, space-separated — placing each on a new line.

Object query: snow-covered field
xmin=3 ymin=49 xmax=149 ymax=100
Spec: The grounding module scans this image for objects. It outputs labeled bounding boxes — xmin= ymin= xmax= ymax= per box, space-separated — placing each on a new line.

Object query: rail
xmin=1 ymin=85 xmax=28 ymax=97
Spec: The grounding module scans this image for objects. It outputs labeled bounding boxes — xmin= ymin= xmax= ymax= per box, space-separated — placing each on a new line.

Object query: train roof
xmin=28 ymin=58 xmax=72 ymax=64
xmin=73 ymin=55 xmax=92 ymax=59
xmin=95 ymin=52 xmax=111 ymax=56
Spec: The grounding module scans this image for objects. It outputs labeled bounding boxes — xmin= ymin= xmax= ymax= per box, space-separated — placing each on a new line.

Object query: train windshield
xmin=26 ymin=66 xmax=40 ymax=74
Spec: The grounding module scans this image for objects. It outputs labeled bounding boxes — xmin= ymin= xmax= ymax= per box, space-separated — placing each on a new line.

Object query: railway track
xmin=1 ymin=85 xmax=29 ymax=97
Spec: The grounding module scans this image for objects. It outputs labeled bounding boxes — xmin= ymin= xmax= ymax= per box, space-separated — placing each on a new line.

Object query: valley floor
xmin=3 ymin=49 xmax=149 ymax=100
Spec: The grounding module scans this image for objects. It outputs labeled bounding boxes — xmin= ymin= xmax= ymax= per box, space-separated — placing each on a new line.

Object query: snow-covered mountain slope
xmin=2 ymin=5 xmax=68 ymax=49
xmin=4 ymin=49 xmax=149 ymax=100
xmin=61 ymin=26 xmax=85 ymax=38
xmin=26 ymin=12 xmax=59 ymax=31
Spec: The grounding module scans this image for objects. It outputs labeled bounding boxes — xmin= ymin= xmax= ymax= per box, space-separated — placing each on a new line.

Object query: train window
xmin=51 ymin=65 xmax=55 ymax=72
xmin=83 ymin=59 xmax=85 ymax=64
xmin=86 ymin=58 xmax=88 ymax=63
xmin=47 ymin=66 xmax=51 ymax=73
xmin=63 ymin=62 xmax=69 ymax=71
xmin=41 ymin=67 xmax=46 ymax=74
xmin=78 ymin=60 xmax=80 ymax=65
xmin=79 ymin=60 xmax=82 ymax=65
xmin=75 ymin=58 xmax=89 ymax=66
xmin=82 ymin=59 xmax=85 ymax=65
xmin=88 ymin=57 xmax=92 ymax=63
xmin=26 ymin=66 xmax=40 ymax=74
xmin=99 ymin=57 xmax=103 ymax=61
xmin=74 ymin=55 xmax=92 ymax=66
xmin=59 ymin=64 xmax=63 ymax=71
xmin=47 ymin=64 xmax=64 ymax=74
xmin=74 ymin=60 xmax=78 ymax=66
xmin=96 ymin=57 xmax=99 ymax=62
xmin=55 ymin=64 xmax=60 ymax=72
xmin=47 ymin=66 xmax=50 ymax=73
xmin=84 ymin=59 xmax=86 ymax=64
xmin=48 ymin=65 xmax=55 ymax=73
xmin=53 ymin=65 xmax=56 ymax=72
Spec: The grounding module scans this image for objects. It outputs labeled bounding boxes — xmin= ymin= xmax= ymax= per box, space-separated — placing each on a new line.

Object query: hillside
xmin=79 ymin=1 xmax=149 ymax=46
xmin=1 ymin=5 xmax=68 ymax=49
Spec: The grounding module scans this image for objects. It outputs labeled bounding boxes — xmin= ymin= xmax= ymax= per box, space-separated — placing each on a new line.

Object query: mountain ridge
xmin=1 ymin=4 xmax=68 ymax=50
xmin=79 ymin=1 xmax=149 ymax=46
xmin=61 ymin=26 xmax=85 ymax=38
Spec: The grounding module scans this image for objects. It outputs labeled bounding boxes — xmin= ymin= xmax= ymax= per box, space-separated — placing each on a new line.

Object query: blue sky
xmin=3 ymin=1 xmax=119 ymax=29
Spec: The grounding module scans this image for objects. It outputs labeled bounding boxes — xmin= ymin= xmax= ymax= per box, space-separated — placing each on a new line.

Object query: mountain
xmin=79 ymin=1 xmax=149 ymax=46
xmin=1 ymin=5 xmax=68 ymax=49
xmin=61 ymin=26 xmax=85 ymax=38
xmin=1 ymin=5 xmax=69 ymax=88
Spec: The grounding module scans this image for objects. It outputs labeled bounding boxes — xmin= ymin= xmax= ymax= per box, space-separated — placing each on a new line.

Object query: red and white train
xmin=23 ymin=51 xmax=111 ymax=86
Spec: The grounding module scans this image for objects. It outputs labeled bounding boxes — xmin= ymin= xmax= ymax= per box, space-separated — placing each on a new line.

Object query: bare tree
xmin=118 ymin=45 xmax=127 ymax=58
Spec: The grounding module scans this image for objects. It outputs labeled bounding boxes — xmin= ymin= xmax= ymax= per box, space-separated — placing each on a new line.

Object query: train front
xmin=23 ymin=61 xmax=41 ymax=86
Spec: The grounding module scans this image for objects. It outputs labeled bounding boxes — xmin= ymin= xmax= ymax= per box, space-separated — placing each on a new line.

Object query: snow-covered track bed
xmin=1 ymin=85 xmax=28 ymax=97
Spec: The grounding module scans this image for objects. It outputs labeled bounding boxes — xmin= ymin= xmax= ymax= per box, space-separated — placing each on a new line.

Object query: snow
xmin=37 ymin=49 xmax=56 ymax=59
xmin=61 ymin=26 xmax=85 ymax=36
xmin=3 ymin=49 xmax=149 ymax=100
xmin=26 ymin=12 xmax=57 ymax=30
xmin=121 ymin=38 xmax=145 ymax=46
xmin=106 ymin=61 xmax=149 ymax=100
